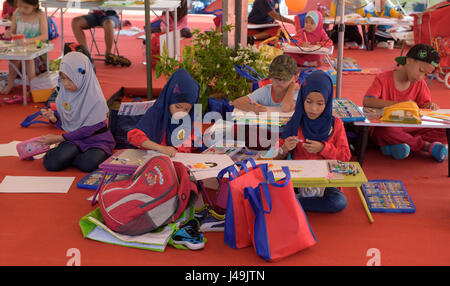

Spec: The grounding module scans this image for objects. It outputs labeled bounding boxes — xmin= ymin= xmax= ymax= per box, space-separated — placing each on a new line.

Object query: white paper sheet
xmin=0 ymin=176 xmax=75 ymax=193
xmin=0 ymin=141 xmax=20 ymax=157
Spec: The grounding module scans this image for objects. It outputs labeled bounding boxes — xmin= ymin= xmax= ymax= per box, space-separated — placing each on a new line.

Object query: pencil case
xmin=16 ymin=136 xmax=50 ymax=160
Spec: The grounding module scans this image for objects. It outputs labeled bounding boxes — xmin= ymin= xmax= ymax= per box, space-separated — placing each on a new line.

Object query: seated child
xmin=247 ymin=0 xmax=295 ymax=45
xmin=0 ymin=0 xmax=48 ymax=95
xmin=276 ymin=70 xmax=351 ymax=213
xmin=39 ymin=52 xmax=115 ymax=172
xmin=329 ymin=0 xmax=365 ymax=47
xmin=363 ymin=44 xmax=448 ymax=162
xmin=288 ymin=10 xmax=333 ymax=67
xmin=364 ymin=0 xmax=404 ymax=31
xmin=2 ymin=0 xmax=17 ymax=21
xmin=127 ymin=68 xmax=200 ymax=157
xmin=150 ymin=0 xmax=192 ymax=38
xmin=232 ymin=54 xmax=299 ymax=113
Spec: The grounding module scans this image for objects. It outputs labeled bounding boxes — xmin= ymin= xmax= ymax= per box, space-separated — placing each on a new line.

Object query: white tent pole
xmin=145 ymin=0 xmax=153 ymax=100
xmin=335 ymin=0 xmax=345 ymax=99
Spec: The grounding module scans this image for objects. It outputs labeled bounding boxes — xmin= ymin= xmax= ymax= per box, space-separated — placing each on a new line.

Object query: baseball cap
xmin=268 ymin=54 xmax=298 ymax=81
xmin=395 ymin=44 xmax=440 ymax=68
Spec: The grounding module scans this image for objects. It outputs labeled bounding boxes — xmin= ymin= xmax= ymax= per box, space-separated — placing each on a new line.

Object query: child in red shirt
xmin=276 ymin=70 xmax=350 ymax=213
xmin=127 ymin=68 xmax=200 ymax=157
xmin=363 ymin=44 xmax=448 ymax=162
xmin=2 ymin=0 xmax=16 ymax=20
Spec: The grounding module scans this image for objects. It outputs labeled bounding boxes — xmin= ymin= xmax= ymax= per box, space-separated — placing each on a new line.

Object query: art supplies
xmin=202 ymin=141 xmax=263 ymax=162
xmin=332 ymin=98 xmax=366 ymax=122
xmin=0 ymin=176 xmax=75 ymax=193
xmin=16 ymin=136 xmax=50 ymax=160
xmin=328 ymin=160 xmax=360 ymax=176
xmin=77 ymin=170 xmax=131 ymax=190
xmin=232 ymin=106 xmax=294 ymax=126
xmin=172 ymin=153 xmax=235 ymax=180
xmin=256 ymin=160 xmax=329 ymax=181
xmin=361 ymin=180 xmax=416 ymax=213
xmin=117 ymin=100 xmax=155 ymax=116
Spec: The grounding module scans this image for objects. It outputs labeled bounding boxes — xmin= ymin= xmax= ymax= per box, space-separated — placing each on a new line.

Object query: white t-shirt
xmin=247 ymin=84 xmax=299 ymax=107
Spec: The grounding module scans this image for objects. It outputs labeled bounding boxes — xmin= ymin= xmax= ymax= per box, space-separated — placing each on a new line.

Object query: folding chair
xmin=89 ymin=11 xmax=123 ymax=60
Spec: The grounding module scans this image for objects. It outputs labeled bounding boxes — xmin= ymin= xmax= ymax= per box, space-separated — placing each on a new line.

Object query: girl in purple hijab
xmin=39 ymin=52 xmax=115 ymax=172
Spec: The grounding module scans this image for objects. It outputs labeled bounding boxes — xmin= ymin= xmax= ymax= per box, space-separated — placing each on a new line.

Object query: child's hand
xmin=40 ymin=108 xmax=57 ymax=123
xmin=253 ymin=105 xmax=267 ymax=114
xmin=303 ymin=139 xmax=324 ymax=154
xmin=302 ymin=42 xmax=311 ymax=48
xmin=38 ymin=134 xmax=64 ymax=146
xmin=4 ymin=30 xmax=11 ymax=39
xmin=282 ymin=136 xmax=299 ymax=153
xmin=161 ymin=146 xmax=177 ymax=157
xmin=423 ymin=102 xmax=439 ymax=111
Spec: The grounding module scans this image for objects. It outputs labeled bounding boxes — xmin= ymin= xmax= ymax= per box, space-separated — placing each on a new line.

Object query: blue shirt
xmin=248 ymin=0 xmax=279 ymax=24
xmin=247 ymin=84 xmax=298 ymax=107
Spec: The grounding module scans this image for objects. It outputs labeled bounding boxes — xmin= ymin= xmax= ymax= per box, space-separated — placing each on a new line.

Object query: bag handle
xmin=234 ymin=158 xmax=257 ymax=173
xmin=20 ymin=111 xmax=50 ymax=127
xmin=244 ymin=182 xmax=272 ymax=214
xmin=217 ymin=164 xmax=240 ymax=181
xmin=266 ymin=166 xmax=291 ymax=188
xmin=235 ymin=64 xmax=265 ymax=83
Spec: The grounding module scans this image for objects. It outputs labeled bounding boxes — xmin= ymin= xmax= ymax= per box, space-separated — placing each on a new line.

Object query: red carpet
xmin=0 ymin=13 xmax=449 ymax=266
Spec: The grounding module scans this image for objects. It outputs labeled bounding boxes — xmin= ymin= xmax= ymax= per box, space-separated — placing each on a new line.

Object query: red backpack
xmin=99 ymin=155 xmax=198 ymax=235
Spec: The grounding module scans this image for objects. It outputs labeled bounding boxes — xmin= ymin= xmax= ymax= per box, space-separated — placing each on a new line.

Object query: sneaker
xmin=380 ymin=144 xmax=410 ymax=160
xmin=199 ymin=209 xmax=225 ymax=232
xmin=194 ymin=204 xmax=212 ymax=221
xmin=429 ymin=142 xmax=448 ymax=162
xmin=171 ymin=219 xmax=205 ymax=250
xmin=247 ymin=35 xmax=255 ymax=46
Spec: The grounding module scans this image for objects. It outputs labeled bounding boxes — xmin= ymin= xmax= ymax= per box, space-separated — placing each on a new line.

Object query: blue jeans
xmin=297 ymin=187 xmax=347 ymax=213
xmin=43 ymin=141 xmax=108 ymax=172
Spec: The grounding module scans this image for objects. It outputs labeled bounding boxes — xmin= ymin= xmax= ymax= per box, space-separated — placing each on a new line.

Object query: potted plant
xmin=155 ymin=25 xmax=274 ymax=113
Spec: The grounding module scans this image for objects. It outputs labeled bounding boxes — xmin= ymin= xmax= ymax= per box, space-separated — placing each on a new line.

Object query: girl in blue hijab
xmin=127 ymin=68 xmax=200 ymax=157
xmin=276 ymin=70 xmax=351 ymax=213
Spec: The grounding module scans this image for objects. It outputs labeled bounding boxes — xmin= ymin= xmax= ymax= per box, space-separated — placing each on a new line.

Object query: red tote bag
xmin=217 ymin=158 xmax=268 ymax=249
xmin=244 ymin=166 xmax=317 ymax=261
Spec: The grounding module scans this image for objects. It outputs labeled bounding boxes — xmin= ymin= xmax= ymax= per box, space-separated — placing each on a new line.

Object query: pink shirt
xmin=364 ymin=70 xmax=432 ymax=108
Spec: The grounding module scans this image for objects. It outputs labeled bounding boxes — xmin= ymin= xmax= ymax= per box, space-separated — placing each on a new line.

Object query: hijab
xmin=135 ymin=68 xmax=199 ymax=146
xmin=55 ymin=52 xmax=108 ymax=132
xmin=281 ymin=70 xmax=335 ymax=142
xmin=296 ymin=10 xmax=327 ymax=44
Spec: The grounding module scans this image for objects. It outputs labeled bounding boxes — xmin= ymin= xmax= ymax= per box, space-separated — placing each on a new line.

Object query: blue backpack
xmin=48 ymin=17 xmax=59 ymax=40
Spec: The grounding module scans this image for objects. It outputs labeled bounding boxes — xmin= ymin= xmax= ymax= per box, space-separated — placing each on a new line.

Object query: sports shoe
xmin=429 ymin=142 xmax=448 ymax=162
xmin=199 ymin=209 xmax=225 ymax=232
xmin=171 ymin=219 xmax=205 ymax=250
xmin=380 ymin=144 xmax=410 ymax=160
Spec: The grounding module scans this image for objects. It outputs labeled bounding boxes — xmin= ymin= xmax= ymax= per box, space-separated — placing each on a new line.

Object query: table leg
xmin=21 ymin=60 xmax=27 ymax=106
xmin=174 ymin=8 xmax=179 ymax=60
xmin=356 ymin=186 xmax=374 ymax=224
xmin=446 ymin=128 xmax=450 ymax=177
xmin=60 ymin=8 xmax=64 ymax=58
xmin=357 ymin=126 xmax=369 ymax=166
xmin=361 ymin=25 xmax=369 ymax=51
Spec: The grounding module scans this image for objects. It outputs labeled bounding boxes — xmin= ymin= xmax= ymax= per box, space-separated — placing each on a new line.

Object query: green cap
xmin=395 ymin=43 xmax=440 ymax=68
xmin=268 ymin=54 xmax=298 ymax=81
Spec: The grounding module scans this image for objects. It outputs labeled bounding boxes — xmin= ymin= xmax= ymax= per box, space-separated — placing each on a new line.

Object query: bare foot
xmin=0 ymin=86 xmax=13 ymax=95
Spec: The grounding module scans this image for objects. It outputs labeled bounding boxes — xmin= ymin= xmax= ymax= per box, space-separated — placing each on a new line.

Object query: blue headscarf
xmin=135 ymin=68 xmax=199 ymax=146
xmin=281 ymin=70 xmax=335 ymax=141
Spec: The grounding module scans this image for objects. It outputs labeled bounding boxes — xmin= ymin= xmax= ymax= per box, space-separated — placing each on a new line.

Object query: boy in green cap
xmin=363 ymin=43 xmax=448 ymax=162
xmin=232 ymin=54 xmax=299 ymax=113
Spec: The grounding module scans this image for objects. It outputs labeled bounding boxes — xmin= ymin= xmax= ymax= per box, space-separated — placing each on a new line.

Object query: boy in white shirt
xmin=233 ymin=54 xmax=299 ymax=113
